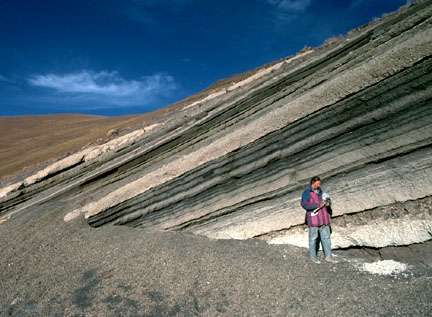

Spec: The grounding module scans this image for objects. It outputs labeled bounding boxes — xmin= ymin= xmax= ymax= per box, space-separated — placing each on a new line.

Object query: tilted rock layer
xmin=1 ymin=1 xmax=432 ymax=250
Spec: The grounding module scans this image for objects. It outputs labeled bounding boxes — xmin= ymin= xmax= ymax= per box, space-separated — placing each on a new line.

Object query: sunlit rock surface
xmin=1 ymin=1 xmax=432 ymax=252
xmin=265 ymin=196 xmax=432 ymax=249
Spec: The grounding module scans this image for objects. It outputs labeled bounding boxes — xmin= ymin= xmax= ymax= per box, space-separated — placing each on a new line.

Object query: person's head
xmin=310 ymin=176 xmax=321 ymax=190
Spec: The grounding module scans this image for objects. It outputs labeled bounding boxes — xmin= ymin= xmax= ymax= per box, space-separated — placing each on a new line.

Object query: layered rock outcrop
xmin=1 ymin=1 xmax=432 ymax=252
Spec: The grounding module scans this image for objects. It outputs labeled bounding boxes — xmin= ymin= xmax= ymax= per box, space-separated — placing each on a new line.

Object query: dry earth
xmin=1 ymin=197 xmax=431 ymax=316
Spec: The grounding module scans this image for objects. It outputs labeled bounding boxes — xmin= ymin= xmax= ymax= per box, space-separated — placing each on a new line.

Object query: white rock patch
xmin=266 ymin=214 xmax=432 ymax=249
xmin=361 ymin=260 xmax=408 ymax=275
xmin=0 ymin=183 xmax=22 ymax=199
xmin=184 ymin=50 xmax=314 ymax=110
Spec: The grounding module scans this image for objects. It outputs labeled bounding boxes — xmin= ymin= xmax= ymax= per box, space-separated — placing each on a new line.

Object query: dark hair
xmin=310 ymin=176 xmax=321 ymax=185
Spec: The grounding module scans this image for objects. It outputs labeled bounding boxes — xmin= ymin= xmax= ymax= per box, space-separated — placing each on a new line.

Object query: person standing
xmin=300 ymin=176 xmax=337 ymax=264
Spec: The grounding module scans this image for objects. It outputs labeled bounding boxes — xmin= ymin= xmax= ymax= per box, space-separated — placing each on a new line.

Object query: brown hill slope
xmin=0 ymin=114 xmax=151 ymax=181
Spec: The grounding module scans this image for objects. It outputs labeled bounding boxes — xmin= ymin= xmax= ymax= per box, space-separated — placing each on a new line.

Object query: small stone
xmin=106 ymin=128 xmax=119 ymax=138
xmin=11 ymin=297 xmax=20 ymax=305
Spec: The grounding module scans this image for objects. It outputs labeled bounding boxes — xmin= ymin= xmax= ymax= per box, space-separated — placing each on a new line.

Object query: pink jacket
xmin=300 ymin=186 xmax=331 ymax=227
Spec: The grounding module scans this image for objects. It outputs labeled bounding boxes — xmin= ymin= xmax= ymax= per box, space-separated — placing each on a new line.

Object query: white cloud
xmin=267 ymin=0 xmax=311 ymax=12
xmin=28 ymin=70 xmax=177 ymax=106
xmin=29 ymin=71 xmax=170 ymax=96
xmin=264 ymin=0 xmax=312 ymax=27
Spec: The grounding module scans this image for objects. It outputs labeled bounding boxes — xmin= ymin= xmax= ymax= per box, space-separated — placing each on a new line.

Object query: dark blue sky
xmin=0 ymin=0 xmax=406 ymax=116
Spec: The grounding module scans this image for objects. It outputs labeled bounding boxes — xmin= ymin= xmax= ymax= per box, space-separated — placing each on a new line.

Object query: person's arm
xmin=301 ymin=190 xmax=320 ymax=211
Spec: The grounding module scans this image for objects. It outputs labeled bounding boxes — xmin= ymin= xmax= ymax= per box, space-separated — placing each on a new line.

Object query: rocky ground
xmin=1 ymin=197 xmax=431 ymax=316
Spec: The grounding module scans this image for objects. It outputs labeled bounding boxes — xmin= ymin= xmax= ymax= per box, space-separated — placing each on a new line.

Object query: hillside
xmin=1 ymin=1 xmax=432 ymax=315
xmin=0 ymin=52 xmax=298 ymax=183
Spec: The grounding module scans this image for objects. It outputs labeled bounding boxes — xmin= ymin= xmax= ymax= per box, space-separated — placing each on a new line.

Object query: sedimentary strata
xmin=1 ymin=1 xmax=432 ymax=252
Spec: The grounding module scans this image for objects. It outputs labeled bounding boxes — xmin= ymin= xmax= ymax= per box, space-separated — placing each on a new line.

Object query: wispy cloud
xmin=265 ymin=0 xmax=312 ymax=26
xmin=28 ymin=70 xmax=177 ymax=107
xmin=267 ymin=0 xmax=311 ymax=12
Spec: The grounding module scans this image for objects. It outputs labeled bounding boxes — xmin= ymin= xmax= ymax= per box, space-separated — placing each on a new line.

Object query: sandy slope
xmin=0 ymin=114 xmax=152 ymax=181
xmin=0 ymin=196 xmax=431 ymax=316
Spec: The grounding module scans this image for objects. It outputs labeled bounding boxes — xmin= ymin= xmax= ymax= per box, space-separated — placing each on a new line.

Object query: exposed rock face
xmin=1 ymin=1 xmax=432 ymax=254
xmin=264 ymin=196 xmax=432 ymax=249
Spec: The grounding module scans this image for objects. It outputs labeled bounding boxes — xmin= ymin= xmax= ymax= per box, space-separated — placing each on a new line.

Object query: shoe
xmin=325 ymin=256 xmax=338 ymax=263
xmin=310 ymin=257 xmax=321 ymax=264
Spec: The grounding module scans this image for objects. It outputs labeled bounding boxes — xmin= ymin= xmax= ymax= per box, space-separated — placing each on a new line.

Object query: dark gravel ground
xmin=1 ymin=197 xmax=431 ymax=317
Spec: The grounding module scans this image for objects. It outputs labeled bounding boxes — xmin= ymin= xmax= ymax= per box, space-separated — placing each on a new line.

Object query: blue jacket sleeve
xmin=300 ymin=189 xmax=319 ymax=211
